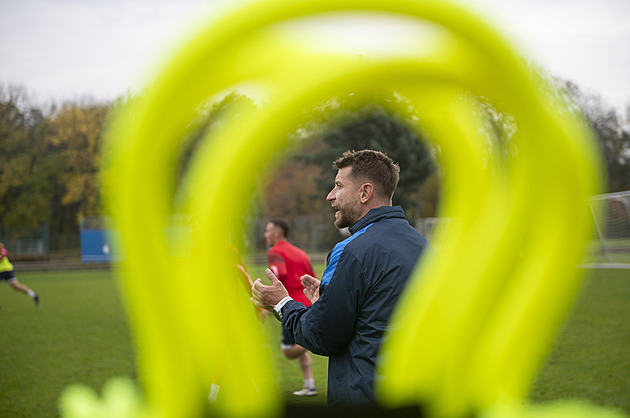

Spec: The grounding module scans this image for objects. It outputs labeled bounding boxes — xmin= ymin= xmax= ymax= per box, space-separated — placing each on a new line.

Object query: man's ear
xmin=359 ymin=183 xmax=374 ymax=203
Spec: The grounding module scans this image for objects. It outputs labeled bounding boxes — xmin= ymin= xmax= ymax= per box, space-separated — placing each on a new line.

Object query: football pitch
xmin=0 ymin=266 xmax=628 ymax=417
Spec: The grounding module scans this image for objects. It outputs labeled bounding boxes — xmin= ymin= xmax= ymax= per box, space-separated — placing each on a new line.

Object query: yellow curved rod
xmin=58 ymin=0 xmax=611 ymax=417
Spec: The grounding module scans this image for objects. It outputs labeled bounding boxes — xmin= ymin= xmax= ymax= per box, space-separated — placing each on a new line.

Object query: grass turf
xmin=0 ymin=271 xmax=136 ymax=417
xmin=0 ymin=267 xmax=628 ymax=416
xmin=529 ymin=268 xmax=630 ymax=413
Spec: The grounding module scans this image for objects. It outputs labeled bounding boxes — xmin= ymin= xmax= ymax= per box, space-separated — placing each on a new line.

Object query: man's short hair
xmin=333 ymin=149 xmax=400 ymax=200
xmin=269 ymin=219 xmax=290 ymax=238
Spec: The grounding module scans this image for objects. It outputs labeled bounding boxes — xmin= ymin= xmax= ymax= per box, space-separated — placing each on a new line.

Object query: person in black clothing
xmin=252 ymin=149 xmax=428 ymax=406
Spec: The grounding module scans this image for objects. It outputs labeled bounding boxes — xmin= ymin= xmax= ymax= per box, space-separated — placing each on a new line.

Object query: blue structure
xmin=80 ymin=215 xmax=192 ymax=262
xmin=80 ymin=229 xmax=121 ymax=262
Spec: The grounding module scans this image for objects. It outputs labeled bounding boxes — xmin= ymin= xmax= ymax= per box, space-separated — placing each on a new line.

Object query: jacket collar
xmin=348 ymin=205 xmax=406 ymax=235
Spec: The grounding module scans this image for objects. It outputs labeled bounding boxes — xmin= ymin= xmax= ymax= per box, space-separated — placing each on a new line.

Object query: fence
xmin=70 ymin=193 xmax=630 ymax=269
xmin=0 ymin=224 xmax=49 ymax=261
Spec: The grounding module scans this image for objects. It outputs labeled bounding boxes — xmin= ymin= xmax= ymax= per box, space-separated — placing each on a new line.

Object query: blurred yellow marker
xmin=58 ymin=0 xmax=618 ymax=417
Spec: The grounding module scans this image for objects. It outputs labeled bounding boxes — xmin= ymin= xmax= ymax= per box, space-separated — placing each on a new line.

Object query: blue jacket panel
xmin=281 ymin=205 xmax=428 ymax=406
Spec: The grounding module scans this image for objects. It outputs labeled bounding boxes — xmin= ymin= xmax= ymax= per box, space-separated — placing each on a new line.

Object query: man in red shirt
xmin=264 ymin=219 xmax=318 ymax=396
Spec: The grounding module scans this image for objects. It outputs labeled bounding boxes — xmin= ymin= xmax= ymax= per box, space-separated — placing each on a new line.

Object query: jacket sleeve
xmin=281 ymin=249 xmax=363 ymax=356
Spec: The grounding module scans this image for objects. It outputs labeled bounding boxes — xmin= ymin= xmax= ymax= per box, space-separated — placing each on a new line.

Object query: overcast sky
xmin=1 ymin=0 xmax=628 ymax=112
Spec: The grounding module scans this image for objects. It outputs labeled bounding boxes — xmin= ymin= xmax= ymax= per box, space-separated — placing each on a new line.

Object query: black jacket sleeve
xmin=281 ymin=249 xmax=363 ymax=356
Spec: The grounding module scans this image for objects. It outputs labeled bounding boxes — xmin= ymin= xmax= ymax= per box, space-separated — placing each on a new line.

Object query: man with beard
xmin=252 ymin=149 xmax=428 ymax=406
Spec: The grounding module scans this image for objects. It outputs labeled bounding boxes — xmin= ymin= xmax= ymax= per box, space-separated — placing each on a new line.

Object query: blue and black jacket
xmin=281 ymin=205 xmax=428 ymax=406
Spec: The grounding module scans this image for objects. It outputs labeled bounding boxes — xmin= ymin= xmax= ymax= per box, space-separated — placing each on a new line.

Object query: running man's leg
xmin=7 ymin=277 xmax=39 ymax=306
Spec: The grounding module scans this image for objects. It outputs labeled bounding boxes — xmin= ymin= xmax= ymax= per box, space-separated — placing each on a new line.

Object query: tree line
xmin=0 ymin=84 xmax=109 ymax=254
xmin=1 ymin=81 xmax=628 ymax=255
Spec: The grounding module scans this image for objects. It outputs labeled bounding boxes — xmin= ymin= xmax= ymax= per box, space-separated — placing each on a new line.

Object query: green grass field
xmin=0 ymin=267 xmax=628 ymax=417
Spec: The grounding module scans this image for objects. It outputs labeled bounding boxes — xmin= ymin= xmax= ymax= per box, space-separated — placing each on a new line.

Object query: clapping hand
xmin=301 ymin=274 xmax=320 ymax=304
xmin=251 ymin=268 xmax=289 ymax=311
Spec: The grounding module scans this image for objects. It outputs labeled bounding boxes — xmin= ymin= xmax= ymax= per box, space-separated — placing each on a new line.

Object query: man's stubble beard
xmin=334 ymin=205 xmax=361 ymax=229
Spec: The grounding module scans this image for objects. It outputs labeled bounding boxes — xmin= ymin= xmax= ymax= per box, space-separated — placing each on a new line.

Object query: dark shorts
xmin=281 ymin=325 xmax=296 ymax=347
xmin=0 ymin=270 xmax=16 ymax=281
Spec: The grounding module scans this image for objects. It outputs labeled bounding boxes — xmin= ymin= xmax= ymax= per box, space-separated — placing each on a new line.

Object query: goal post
xmin=587 ymin=190 xmax=630 ymax=266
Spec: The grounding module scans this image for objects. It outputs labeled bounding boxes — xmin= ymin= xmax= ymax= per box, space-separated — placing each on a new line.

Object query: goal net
xmin=586 ymin=190 xmax=630 ymax=266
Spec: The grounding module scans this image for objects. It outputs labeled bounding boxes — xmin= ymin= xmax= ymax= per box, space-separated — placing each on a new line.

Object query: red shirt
xmin=267 ymin=241 xmax=315 ymax=307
